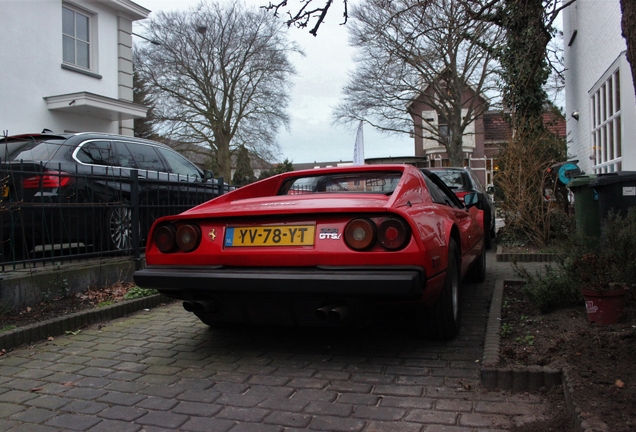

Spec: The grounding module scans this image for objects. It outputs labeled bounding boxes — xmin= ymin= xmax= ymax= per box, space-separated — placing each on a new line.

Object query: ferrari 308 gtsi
xmin=133 ymin=164 xmax=486 ymax=339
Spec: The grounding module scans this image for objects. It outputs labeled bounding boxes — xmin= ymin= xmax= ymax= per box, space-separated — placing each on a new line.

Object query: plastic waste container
xmin=589 ymin=171 xmax=636 ymax=221
xmin=568 ymin=175 xmax=600 ymax=238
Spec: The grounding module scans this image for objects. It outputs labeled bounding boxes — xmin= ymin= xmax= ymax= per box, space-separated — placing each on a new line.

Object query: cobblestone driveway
xmin=0 ymin=253 xmax=552 ymax=431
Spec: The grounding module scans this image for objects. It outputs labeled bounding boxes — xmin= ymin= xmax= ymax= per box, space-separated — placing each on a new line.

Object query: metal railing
xmin=1 ymin=166 xmax=228 ymax=272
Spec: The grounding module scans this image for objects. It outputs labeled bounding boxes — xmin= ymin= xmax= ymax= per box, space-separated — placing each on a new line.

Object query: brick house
xmin=409 ymin=83 xmax=566 ymax=187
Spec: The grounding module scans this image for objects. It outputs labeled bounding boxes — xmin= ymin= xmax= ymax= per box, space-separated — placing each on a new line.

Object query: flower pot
xmin=582 ymin=289 xmax=627 ymax=325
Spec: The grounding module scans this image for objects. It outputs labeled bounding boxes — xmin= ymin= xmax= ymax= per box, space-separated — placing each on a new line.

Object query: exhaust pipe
xmin=183 ymin=300 xmax=219 ymax=314
xmin=328 ymin=305 xmax=349 ymax=322
xmin=315 ymin=304 xmax=336 ymax=321
xmin=315 ymin=304 xmax=350 ymax=322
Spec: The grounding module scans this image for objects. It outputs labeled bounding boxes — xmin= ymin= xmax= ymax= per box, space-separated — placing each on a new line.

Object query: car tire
xmin=103 ymin=202 xmax=137 ymax=251
xmin=464 ymin=247 xmax=486 ymax=284
xmin=418 ymin=239 xmax=461 ymax=340
xmin=484 ymin=214 xmax=492 ymax=249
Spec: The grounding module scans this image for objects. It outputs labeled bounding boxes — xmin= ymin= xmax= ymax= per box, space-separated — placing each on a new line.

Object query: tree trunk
xmin=621 ymin=0 xmax=636 ymax=97
xmin=215 ymin=135 xmax=232 ymax=181
xmin=448 ymin=133 xmax=465 ymax=167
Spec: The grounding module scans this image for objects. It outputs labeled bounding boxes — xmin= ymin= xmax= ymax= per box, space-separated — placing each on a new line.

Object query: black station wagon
xmin=1 ymin=131 xmax=221 ymax=259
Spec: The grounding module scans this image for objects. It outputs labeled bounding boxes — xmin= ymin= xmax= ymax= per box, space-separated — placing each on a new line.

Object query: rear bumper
xmin=134 ymin=265 xmax=425 ymax=299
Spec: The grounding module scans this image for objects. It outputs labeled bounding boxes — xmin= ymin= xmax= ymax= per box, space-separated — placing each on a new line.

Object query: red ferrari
xmin=133 ymin=164 xmax=485 ymax=339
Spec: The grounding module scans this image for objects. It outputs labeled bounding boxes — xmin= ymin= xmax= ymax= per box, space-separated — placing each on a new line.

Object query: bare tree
xmin=135 ymin=1 xmax=302 ymax=180
xmin=334 ymin=0 xmax=502 ymax=166
xmin=262 ymin=0 xmax=349 ymax=36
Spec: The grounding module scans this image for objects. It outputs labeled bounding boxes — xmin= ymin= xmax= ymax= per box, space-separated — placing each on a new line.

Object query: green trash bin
xmin=568 ymin=175 xmax=600 ymax=238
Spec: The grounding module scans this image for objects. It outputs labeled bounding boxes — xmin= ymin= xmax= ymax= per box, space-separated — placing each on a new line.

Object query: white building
xmin=563 ymin=0 xmax=636 ymax=174
xmin=1 ymin=0 xmax=150 ymax=138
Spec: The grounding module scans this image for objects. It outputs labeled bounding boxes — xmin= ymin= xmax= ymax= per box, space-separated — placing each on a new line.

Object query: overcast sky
xmin=132 ymin=0 xmax=414 ymax=164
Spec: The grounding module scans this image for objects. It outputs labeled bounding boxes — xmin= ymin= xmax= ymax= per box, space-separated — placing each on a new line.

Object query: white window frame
xmin=62 ymin=3 xmax=96 ymax=72
xmin=590 ymin=64 xmax=621 ymax=174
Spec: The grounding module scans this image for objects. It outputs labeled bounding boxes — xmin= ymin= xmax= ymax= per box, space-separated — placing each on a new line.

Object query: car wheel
xmin=418 ymin=239 xmax=461 ymax=340
xmin=464 ymin=247 xmax=486 ymax=283
xmin=103 ymin=202 xmax=136 ymax=250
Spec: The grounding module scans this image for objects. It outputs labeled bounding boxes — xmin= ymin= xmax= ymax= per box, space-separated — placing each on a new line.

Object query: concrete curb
xmin=480 ymin=278 xmax=563 ymax=393
xmin=0 ymin=294 xmax=173 ymax=351
xmin=495 ymin=246 xmax=557 ymax=262
xmin=481 ymin=278 xmax=609 ymax=432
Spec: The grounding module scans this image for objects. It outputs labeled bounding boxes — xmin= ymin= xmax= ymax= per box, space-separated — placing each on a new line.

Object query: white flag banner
xmin=353 ymin=121 xmax=364 ymax=165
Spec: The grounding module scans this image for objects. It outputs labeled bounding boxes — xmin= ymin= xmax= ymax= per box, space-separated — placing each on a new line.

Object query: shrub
xmin=517 ymin=264 xmax=583 ymax=313
xmin=123 ymin=287 xmax=158 ymax=300
xmin=516 ymin=208 xmax=636 ymax=312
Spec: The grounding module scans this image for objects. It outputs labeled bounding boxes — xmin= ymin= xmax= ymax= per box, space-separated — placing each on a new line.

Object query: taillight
xmin=22 ymin=171 xmax=73 ymax=189
xmin=377 ymin=218 xmax=410 ymax=250
xmin=344 ymin=218 xmax=376 ymax=250
xmin=154 ymin=225 xmax=177 ymax=253
xmin=154 ymin=222 xmax=201 ymax=253
xmin=176 ymin=224 xmax=201 ymax=252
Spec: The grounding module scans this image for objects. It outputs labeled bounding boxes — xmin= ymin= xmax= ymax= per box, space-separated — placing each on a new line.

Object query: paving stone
xmin=97 ymin=406 xmax=148 ymax=421
xmin=2 ymin=423 xmax=60 ymax=432
xmin=25 ymin=395 xmax=73 ymax=410
xmin=45 ymin=413 xmax=103 ymax=430
xmin=4 ymin=379 xmax=46 ymax=391
xmin=73 ymin=377 xmax=112 ymax=389
xmin=136 ymin=410 xmax=190 ymax=429
xmin=11 ymin=407 xmax=58 ymax=423
xmin=258 ymin=397 xmax=309 ymax=413
xmin=245 ymin=375 xmax=290 ymax=388
xmin=304 ymin=400 xmax=352 ymax=417
xmin=0 ymin=402 xmax=26 ymax=417
xmin=14 ymin=369 xmax=55 ymax=380
xmin=61 ymin=387 xmax=107 ymax=400
xmin=100 ymin=378 xmax=146 ymax=392
xmin=171 ymin=401 xmax=222 ymax=417
xmin=227 ymin=423 xmax=283 ymax=432
xmin=352 ymin=405 xmax=407 ymax=421
xmin=373 ymin=385 xmax=423 ymax=398
xmin=176 ymin=389 xmax=222 ymax=404
xmin=180 ymin=416 xmax=236 ymax=432
xmin=309 ymin=416 xmax=366 ymax=432
xmin=216 ymin=406 xmax=270 ymax=422
xmin=96 ymin=391 xmax=147 ymax=406
xmin=86 ymin=419 xmax=142 ymax=432
xmin=336 ymin=393 xmax=380 ymax=406
xmin=0 ymin=390 xmax=40 ymax=404
xmin=216 ymin=393 xmax=267 ymax=408
xmin=105 ymin=370 xmax=143 ymax=382
xmin=60 ymin=399 xmax=109 ymax=415
xmin=404 ymin=410 xmax=458 ymax=425
xmin=135 ymin=396 xmax=179 ymax=411
xmin=363 ymin=421 xmax=423 ymax=432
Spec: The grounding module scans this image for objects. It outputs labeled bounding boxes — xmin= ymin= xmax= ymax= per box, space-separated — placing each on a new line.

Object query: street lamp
xmin=132 ymin=32 xmax=161 ymax=46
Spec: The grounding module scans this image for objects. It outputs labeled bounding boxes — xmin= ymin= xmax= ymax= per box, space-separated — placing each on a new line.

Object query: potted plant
xmin=569 ymin=252 xmax=630 ymax=325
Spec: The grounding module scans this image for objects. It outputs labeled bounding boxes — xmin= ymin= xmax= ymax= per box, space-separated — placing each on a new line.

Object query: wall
xmin=563 ymin=0 xmax=636 ymax=173
xmin=0 ymin=1 xmax=145 ymax=136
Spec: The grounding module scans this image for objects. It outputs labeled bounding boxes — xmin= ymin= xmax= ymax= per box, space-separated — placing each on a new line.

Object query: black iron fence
xmin=1 ymin=166 xmax=228 ymax=272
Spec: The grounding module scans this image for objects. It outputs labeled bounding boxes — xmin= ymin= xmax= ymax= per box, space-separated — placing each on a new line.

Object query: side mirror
xmin=203 ymin=170 xmax=214 ymax=181
xmin=486 ymin=186 xmax=494 ymax=194
xmin=464 ymin=192 xmax=479 ymax=207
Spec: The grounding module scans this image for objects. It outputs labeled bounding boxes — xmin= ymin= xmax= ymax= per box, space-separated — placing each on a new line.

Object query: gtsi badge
xmin=319 ymin=228 xmax=341 ymax=240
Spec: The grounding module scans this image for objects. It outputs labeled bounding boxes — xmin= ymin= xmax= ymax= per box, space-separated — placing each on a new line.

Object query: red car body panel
xmin=135 ymin=164 xmax=484 ymax=326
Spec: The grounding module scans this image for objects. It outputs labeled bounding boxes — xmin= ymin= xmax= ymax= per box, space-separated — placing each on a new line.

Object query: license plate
xmin=224 ymin=225 xmax=315 ymax=247
xmin=2 ymin=185 xmax=8 ymax=199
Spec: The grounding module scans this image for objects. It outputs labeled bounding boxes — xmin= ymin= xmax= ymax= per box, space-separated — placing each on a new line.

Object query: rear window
xmin=1 ymin=139 xmax=65 ymax=162
xmin=279 ymin=171 xmax=402 ymax=195
xmin=432 ymin=170 xmax=467 ymax=190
